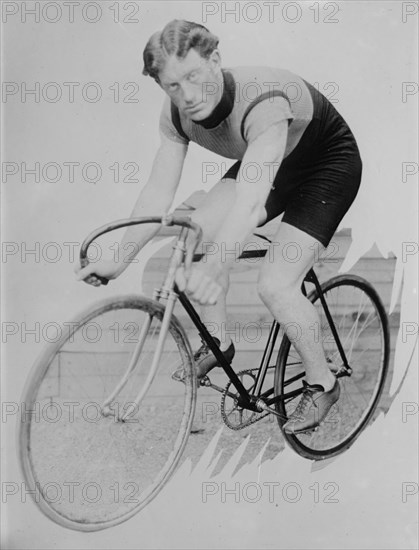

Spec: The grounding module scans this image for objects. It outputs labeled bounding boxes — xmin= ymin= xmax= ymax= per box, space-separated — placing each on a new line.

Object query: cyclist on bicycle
xmin=76 ymin=20 xmax=362 ymax=434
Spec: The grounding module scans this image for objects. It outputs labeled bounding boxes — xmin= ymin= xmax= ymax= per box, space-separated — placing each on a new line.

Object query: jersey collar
xmin=192 ymin=69 xmax=235 ymax=129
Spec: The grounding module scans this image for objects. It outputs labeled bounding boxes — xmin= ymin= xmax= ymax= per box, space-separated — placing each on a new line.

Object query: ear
xmin=208 ymin=49 xmax=222 ymax=71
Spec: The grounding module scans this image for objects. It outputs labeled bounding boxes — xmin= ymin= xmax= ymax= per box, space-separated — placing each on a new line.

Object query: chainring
xmin=220 ymin=369 xmax=270 ymax=430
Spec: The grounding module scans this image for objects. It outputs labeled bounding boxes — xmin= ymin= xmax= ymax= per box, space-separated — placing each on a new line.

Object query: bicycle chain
xmin=220 ymin=369 xmax=271 ymax=430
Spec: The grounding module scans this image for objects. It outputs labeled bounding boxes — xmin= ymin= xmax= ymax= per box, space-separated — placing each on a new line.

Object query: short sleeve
xmin=242 ymin=95 xmax=294 ymax=144
xmin=159 ymin=97 xmax=190 ymax=145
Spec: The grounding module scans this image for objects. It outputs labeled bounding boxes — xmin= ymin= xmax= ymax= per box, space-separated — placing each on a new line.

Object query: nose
xmin=181 ymin=82 xmax=196 ymax=105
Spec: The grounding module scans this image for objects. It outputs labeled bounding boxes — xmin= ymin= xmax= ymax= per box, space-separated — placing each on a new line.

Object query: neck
xmin=193 ymin=69 xmax=235 ymax=129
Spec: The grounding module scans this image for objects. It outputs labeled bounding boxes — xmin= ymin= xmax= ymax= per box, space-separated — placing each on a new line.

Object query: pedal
xmin=199 ymin=375 xmax=211 ymax=386
xmin=200 ymin=376 xmax=228 ymax=395
xmin=286 ymin=424 xmax=320 ymax=435
xmin=256 ymin=399 xmax=286 ymax=420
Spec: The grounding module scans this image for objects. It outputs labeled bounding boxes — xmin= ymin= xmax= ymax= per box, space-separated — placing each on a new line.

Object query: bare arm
xmin=176 ymin=119 xmax=288 ymax=303
xmin=207 ymin=119 xmax=288 ymax=270
xmin=114 ymin=134 xmax=188 ymax=275
xmin=76 ymin=134 xmax=187 ymax=282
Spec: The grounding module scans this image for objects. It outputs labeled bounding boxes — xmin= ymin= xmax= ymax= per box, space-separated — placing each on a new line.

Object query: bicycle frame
xmin=16 ymin=214 xmax=389 ymax=534
xmin=175 ymin=241 xmax=352 ymax=416
xmin=175 ymin=264 xmax=352 ymax=414
xmin=80 ymin=215 xmax=352 ymax=419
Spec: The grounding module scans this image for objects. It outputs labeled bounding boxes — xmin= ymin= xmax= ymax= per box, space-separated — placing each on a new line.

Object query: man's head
xmin=142 ymin=20 xmax=223 ymax=121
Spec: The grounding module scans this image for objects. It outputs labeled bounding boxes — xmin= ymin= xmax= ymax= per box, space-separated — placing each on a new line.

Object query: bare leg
xmin=189 ymin=178 xmax=267 ymax=350
xmin=258 ymin=222 xmax=336 ymax=390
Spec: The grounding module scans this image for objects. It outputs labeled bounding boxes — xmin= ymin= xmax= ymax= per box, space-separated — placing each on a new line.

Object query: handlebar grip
xmin=94 ymin=275 xmax=109 ymax=286
xmin=80 ymin=258 xmax=109 ymax=286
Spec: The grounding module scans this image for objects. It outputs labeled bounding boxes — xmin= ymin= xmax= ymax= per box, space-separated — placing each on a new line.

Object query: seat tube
xmin=253 ymin=321 xmax=280 ymax=396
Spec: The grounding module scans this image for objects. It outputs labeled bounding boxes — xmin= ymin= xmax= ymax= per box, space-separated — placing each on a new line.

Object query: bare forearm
xmin=205 ymin=200 xmax=260 ymax=271
xmin=204 ymin=121 xmax=288 ymax=272
xmin=113 ymin=183 xmax=174 ymax=275
xmin=111 ymin=137 xmax=186 ymax=275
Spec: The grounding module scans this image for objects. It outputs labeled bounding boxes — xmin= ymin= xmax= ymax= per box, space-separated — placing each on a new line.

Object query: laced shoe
xmin=172 ymin=337 xmax=235 ymax=383
xmin=283 ymin=379 xmax=340 ymax=434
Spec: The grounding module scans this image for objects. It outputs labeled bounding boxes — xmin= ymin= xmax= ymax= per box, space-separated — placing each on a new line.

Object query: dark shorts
xmin=222 ymin=81 xmax=362 ymax=247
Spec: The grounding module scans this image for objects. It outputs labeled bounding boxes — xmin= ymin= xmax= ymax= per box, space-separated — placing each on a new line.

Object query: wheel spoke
xmin=20 ymin=297 xmax=196 ymax=531
xmin=275 ymin=276 xmax=389 ymax=460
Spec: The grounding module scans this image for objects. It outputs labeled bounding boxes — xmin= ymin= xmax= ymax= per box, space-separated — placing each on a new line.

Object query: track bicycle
xmin=18 ymin=215 xmax=390 ymax=531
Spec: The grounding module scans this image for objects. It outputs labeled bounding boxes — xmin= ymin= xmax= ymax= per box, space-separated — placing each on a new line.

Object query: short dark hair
xmin=142 ymin=20 xmax=219 ymax=82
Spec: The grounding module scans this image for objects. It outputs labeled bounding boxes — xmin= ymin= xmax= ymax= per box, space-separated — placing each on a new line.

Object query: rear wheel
xmin=19 ymin=295 xmax=196 ymax=531
xmin=275 ymin=275 xmax=390 ymax=460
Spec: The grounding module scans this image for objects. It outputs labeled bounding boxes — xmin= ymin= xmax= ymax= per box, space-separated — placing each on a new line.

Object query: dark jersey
xmin=159 ymin=66 xmax=316 ymax=159
xmin=159 ymin=65 xmax=362 ymax=248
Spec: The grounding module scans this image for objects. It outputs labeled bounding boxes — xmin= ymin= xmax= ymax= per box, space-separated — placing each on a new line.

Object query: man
xmin=76 ymin=20 xmax=362 ymax=434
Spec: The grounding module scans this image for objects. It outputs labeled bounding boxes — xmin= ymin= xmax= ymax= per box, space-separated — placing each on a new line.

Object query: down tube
xmin=175 ymin=286 xmax=252 ymax=407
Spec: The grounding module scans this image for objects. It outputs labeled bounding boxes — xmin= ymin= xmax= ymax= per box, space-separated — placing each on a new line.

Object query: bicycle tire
xmin=18 ymin=295 xmax=196 ymax=531
xmin=274 ymin=274 xmax=390 ymax=460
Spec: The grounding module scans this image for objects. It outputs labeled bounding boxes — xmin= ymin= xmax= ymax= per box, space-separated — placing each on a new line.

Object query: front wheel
xmin=274 ymin=275 xmax=390 ymax=460
xmin=18 ymin=295 xmax=196 ymax=531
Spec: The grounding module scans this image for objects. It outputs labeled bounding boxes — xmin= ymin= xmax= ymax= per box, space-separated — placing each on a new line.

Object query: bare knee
xmin=257 ymin=271 xmax=300 ymax=311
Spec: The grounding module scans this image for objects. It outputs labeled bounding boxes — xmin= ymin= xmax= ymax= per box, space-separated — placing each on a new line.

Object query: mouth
xmin=184 ymin=103 xmax=202 ymax=114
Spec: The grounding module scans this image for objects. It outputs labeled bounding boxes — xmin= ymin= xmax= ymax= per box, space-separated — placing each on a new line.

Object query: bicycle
xmin=18 ymin=215 xmax=390 ymax=531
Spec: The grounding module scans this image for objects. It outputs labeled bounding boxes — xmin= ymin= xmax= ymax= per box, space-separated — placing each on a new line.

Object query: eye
xmin=188 ymin=71 xmax=199 ymax=82
xmin=168 ymin=83 xmax=179 ymax=92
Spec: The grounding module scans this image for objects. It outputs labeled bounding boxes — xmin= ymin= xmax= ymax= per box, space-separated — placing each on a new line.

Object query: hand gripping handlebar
xmin=79 ymin=215 xmax=203 ymax=285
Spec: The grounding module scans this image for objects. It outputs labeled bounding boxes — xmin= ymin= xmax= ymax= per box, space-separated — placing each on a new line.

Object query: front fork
xmin=101 ymin=228 xmax=189 ymax=421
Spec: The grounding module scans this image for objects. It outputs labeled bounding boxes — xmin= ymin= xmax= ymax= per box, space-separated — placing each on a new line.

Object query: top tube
xmin=192 ymin=249 xmax=269 ymax=262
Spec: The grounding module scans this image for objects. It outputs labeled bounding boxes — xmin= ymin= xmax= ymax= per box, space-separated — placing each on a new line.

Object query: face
xmin=158 ymin=48 xmax=223 ymax=121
